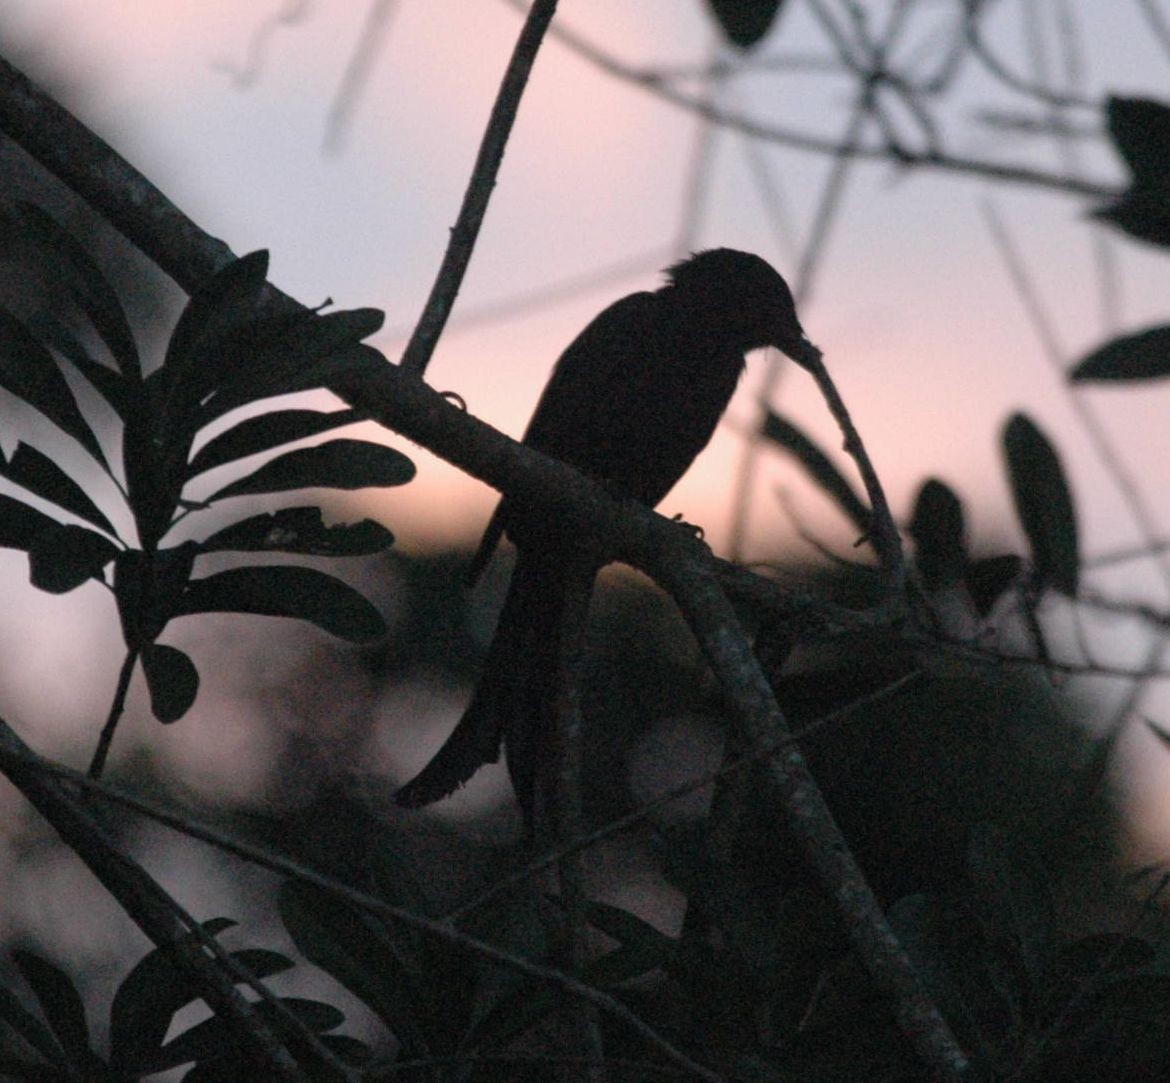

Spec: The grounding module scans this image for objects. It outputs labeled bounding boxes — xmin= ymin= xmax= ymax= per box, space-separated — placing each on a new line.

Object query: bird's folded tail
xmin=394 ymin=549 xmax=561 ymax=809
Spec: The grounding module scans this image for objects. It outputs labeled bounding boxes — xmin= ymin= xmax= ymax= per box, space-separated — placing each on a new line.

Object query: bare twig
xmin=398 ymin=0 xmax=558 ymax=376
xmin=322 ymin=0 xmax=398 ymax=154
xmin=506 ymin=0 xmax=1113 ymax=198
xmin=380 ymin=246 xmax=669 ymax=341
xmin=1135 ymin=0 xmax=1170 ymax=63
xmin=88 ymin=646 xmax=139 ymax=778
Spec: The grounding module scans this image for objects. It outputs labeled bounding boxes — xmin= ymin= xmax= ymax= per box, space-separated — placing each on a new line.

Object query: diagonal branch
xmin=398 ymin=0 xmax=559 ymax=376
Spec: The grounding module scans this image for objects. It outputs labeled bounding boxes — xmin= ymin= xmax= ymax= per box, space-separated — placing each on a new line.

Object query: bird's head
xmin=665 ymin=248 xmax=819 ymax=369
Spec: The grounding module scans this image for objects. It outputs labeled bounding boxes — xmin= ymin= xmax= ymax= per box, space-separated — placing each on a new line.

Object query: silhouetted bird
xmin=395 ymin=249 xmax=814 ymax=816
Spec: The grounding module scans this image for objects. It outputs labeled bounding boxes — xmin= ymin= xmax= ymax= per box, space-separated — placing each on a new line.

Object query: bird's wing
xmin=466 ymin=290 xmax=661 ymax=584
xmin=521 ymin=290 xmax=661 ymax=470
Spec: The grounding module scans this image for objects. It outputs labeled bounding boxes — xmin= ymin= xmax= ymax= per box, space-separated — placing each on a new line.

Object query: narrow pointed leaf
xmin=1105 ymin=97 xmax=1170 ymax=187
xmin=0 ymin=986 xmax=66 ymax=1066
xmin=908 ymin=478 xmax=967 ymax=589
xmin=197 ymin=312 xmax=386 ymax=423
xmin=177 ymin=565 xmax=386 ymax=641
xmin=279 ymin=881 xmax=429 ymax=1043
xmin=1003 ymin=413 xmax=1079 ymax=596
xmin=16 ymin=203 xmax=140 ymax=379
xmin=1069 ymin=325 xmax=1170 ymax=382
xmin=706 ymin=0 xmax=784 ymax=48
xmin=584 ymin=901 xmax=676 ymax=985
xmin=762 ymin=409 xmax=869 ymax=532
xmin=0 ymin=309 xmax=107 ymax=468
xmin=965 ymin=554 xmax=1023 ymax=617
xmin=199 ymin=507 xmax=394 ymax=556
xmin=27 ymin=312 xmax=128 ymax=428
xmin=1 ymin=443 xmax=115 ymax=536
xmin=187 ymin=408 xmax=361 ymax=479
xmin=207 ymin=438 xmax=414 ymax=502
xmin=157 ymin=251 xmax=272 ymax=433
xmin=154 ymin=998 xmax=345 ymax=1074
xmin=28 ymin=523 xmax=119 ymax=593
xmin=164 ymin=251 xmax=270 ymax=376
xmin=11 ymin=952 xmax=89 ymax=1066
xmin=110 ymin=928 xmax=286 ymax=1073
xmin=1091 ymin=188 xmax=1170 ymax=248
xmin=0 ymin=495 xmax=61 ymax=552
xmin=141 ymin=644 xmax=199 ymax=723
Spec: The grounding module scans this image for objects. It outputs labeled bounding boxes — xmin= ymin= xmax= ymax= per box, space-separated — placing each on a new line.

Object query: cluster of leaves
xmin=764 ymin=405 xmax=1077 ymax=614
xmin=0 ymin=920 xmax=367 ymax=1081
xmin=276 ymin=847 xmax=681 ymax=1079
xmin=0 ymin=205 xmax=411 ymax=761
xmin=656 ymin=823 xmax=1170 ymax=1082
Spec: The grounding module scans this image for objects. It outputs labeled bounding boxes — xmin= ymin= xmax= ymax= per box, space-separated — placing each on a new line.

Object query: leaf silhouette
xmin=965 ymin=554 xmax=1023 ymax=617
xmin=207 ymin=438 xmax=414 ymax=502
xmin=141 ymin=643 xmax=200 ymax=723
xmin=186 ymin=408 xmax=361 ymax=479
xmin=1 ymin=442 xmax=115 ymax=536
xmin=199 ymin=507 xmax=394 ymax=556
xmin=28 ymin=311 xmax=129 ymax=424
xmin=28 ymin=523 xmax=119 ymax=594
xmin=178 ymin=565 xmax=386 ymax=642
xmin=15 ymin=202 xmax=140 ymax=379
xmin=762 ymin=409 xmax=869 ymax=532
xmin=706 ymin=0 xmax=785 ymax=49
xmin=1002 ymin=413 xmax=1079 ymax=596
xmin=196 ymin=310 xmax=386 ymax=424
xmin=1069 ymin=325 xmax=1170 ymax=382
xmin=0 ymin=308 xmax=108 ymax=468
xmin=1104 ymin=96 xmax=1170 ymax=188
xmin=1092 ymin=98 xmax=1170 ymax=247
xmin=0 ymin=494 xmax=62 ymax=552
xmin=11 ymin=951 xmax=90 ymax=1066
xmin=908 ymin=478 xmax=967 ymax=590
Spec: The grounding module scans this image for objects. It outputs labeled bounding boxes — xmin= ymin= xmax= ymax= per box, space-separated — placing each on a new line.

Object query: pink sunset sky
xmin=3 ymin=2 xmax=1170 ymax=852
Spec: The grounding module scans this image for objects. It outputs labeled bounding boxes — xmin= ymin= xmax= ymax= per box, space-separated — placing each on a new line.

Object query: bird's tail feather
xmin=394 ymin=551 xmax=563 ymax=809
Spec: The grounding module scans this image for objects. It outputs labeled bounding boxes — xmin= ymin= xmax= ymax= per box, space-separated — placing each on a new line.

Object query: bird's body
xmin=395 ymin=249 xmax=811 ymax=815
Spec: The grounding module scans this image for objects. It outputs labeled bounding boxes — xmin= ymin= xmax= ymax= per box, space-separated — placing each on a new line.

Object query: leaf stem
xmin=89 ymin=646 xmax=139 ymax=778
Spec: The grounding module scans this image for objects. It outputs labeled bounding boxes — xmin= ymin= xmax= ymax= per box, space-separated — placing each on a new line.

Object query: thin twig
xmin=380 ymin=246 xmax=669 ymax=342
xmin=322 ymin=0 xmax=399 ymax=155
xmin=728 ymin=0 xmax=915 ymax=564
xmin=1135 ymin=0 xmax=1170 ymax=63
xmin=89 ymin=646 xmax=138 ymax=778
xmin=505 ymin=0 xmax=1113 ymax=198
xmin=398 ymin=0 xmax=558 ymax=376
